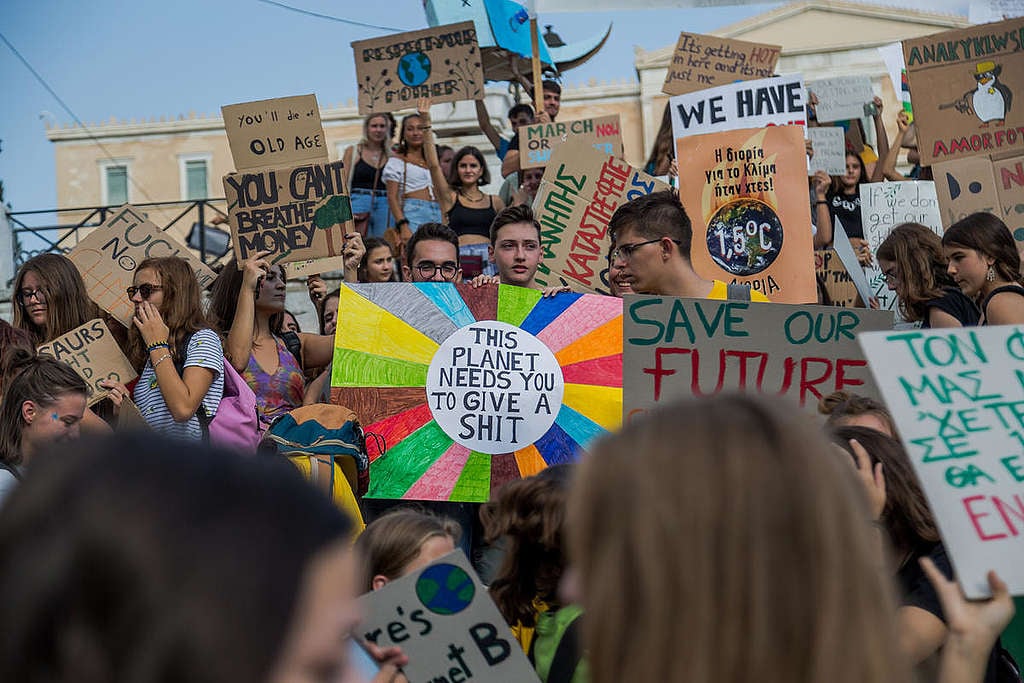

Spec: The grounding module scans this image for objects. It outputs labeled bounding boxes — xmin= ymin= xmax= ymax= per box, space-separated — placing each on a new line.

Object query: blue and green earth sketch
xmin=398 ymin=52 xmax=431 ymax=87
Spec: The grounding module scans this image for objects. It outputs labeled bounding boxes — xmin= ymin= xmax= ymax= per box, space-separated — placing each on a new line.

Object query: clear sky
xmin=1 ymin=0 xmax=969 ymax=216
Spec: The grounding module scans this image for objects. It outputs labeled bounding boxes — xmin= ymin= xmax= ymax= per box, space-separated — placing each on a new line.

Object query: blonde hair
xmin=569 ymin=394 xmax=906 ymax=683
xmin=354 ymin=508 xmax=460 ymax=591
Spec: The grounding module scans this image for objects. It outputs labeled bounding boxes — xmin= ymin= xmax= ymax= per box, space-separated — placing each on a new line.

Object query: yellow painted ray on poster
xmin=334 ymin=286 xmax=439 ymax=365
xmin=562 ymin=384 xmax=622 ymax=430
xmin=514 ymin=443 xmax=548 ymax=477
xmin=555 ymin=315 xmax=622 ymax=366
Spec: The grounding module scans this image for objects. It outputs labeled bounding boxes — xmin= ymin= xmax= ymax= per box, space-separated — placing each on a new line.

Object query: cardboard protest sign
xmin=532 ymin=141 xmax=670 ymax=293
xmin=116 ymin=398 xmax=149 ymax=432
xmin=879 ymin=41 xmax=914 ymax=123
xmin=358 ymin=550 xmax=540 ymax=683
xmin=860 ymin=181 xmax=942 ymax=252
xmin=933 ymin=156 xmax=1001 ymax=226
xmin=807 ymin=126 xmax=846 ymax=176
xmin=353 ymin=22 xmax=483 ymax=114
xmin=833 ymin=220 xmax=874 ymax=307
xmin=330 ymin=283 xmax=622 ymax=502
xmin=623 ymin=296 xmax=893 ymax=419
xmin=519 ymin=114 xmax=623 ymax=169
xmin=677 ymin=125 xmax=816 ymax=302
xmin=224 ymin=160 xmax=352 ymax=265
xmin=903 ymin=17 xmax=1024 ymax=166
xmin=992 ymin=155 xmax=1024 ymax=246
xmin=816 ymin=248 xmax=860 ymax=308
xmin=284 ymin=256 xmax=344 ymax=279
xmin=669 ymin=74 xmax=805 ymax=139
xmin=661 ymin=31 xmax=780 ymax=96
xmin=807 ymin=76 xmax=875 ymax=123
xmin=38 ymin=319 xmax=137 ymax=406
xmin=221 ymin=94 xmax=326 ymax=173
xmin=68 ymin=206 xmax=217 ymax=326
xmin=859 ymin=326 xmax=1024 ymax=597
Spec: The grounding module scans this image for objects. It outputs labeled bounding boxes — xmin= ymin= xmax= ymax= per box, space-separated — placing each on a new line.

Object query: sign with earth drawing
xmin=353 ymin=22 xmax=484 ymax=114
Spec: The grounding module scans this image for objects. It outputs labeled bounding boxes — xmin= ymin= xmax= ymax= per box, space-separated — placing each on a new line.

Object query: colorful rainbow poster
xmin=331 ymin=283 xmax=622 ymax=503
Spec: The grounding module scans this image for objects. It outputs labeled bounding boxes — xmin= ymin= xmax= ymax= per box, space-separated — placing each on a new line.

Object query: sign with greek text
xmin=859 ymin=326 xmax=1024 ymax=597
xmin=330 ymin=283 xmax=622 ymax=502
xmin=992 ymin=155 xmax=1024 ymax=247
xmin=623 ymin=296 xmax=893 ymax=420
xmin=519 ymin=114 xmax=623 ymax=169
xmin=221 ymin=94 xmax=326 ymax=173
xmin=903 ymin=17 xmax=1024 ymax=166
xmin=68 ymin=205 xmax=217 ymax=326
xmin=661 ymin=31 xmax=781 ymax=97
xmin=353 ymin=22 xmax=484 ymax=115
xmin=532 ymin=141 xmax=670 ymax=293
xmin=38 ymin=319 xmax=137 ymax=407
xmin=224 ymin=160 xmax=352 ymax=266
xmin=677 ymin=125 xmax=817 ymax=302
xmin=669 ymin=74 xmax=806 ymax=139
xmin=358 ymin=550 xmax=540 ymax=683
xmin=807 ymin=76 xmax=875 ymax=123
xmin=807 ymin=126 xmax=847 ymax=176
xmin=933 ymin=156 xmax=1001 ymax=226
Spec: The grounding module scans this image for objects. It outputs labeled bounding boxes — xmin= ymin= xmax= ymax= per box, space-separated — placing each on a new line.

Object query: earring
xmin=987 ymin=266 xmax=997 ymax=282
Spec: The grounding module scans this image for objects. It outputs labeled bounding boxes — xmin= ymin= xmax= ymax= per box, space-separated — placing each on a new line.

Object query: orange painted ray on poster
xmin=536 ymin=295 xmax=622 ymax=353
xmin=365 ymin=403 xmax=434 ymax=463
xmin=561 ymin=354 xmax=622 ymax=388
xmin=402 ymin=442 xmax=472 ymax=500
xmin=564 ymin=383 xmax=622 ymax=430
xmin=555 ymin=314 xmax=622 ymax=366
xmin=514 ymin=444 xmax=548 ymax=477
xmin=334 ymin=285 xmax=439 ymax=365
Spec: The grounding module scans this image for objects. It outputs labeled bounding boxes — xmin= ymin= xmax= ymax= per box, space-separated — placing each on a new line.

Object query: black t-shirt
xmin=924 ymin=287 xmax=981 ymax=328
xmin=826 ymin=190 xmax=863 ymax=240
xmin=981 ymin=284 xmax=1024 ymax=325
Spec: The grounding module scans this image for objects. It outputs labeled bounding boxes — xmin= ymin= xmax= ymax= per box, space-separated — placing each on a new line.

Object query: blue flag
xmin=484 ymin=0 xmax=553 ymax=64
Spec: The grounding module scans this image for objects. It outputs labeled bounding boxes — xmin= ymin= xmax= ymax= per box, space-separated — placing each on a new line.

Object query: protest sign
xmin=807 ymin=76 xmax=875 ymax=123
xmin=221 ymin=94 xmax=326 ymax=173
xmin=353 ymin=22 xmax=484 ymax=114
xmin=331 ymin=283 xmax=622 ymax=502
xmin=532 ymin=141 xmax=670 ymax=293
xmin=677 ymin=125 xmax=816 ymax=302
xmin=623 ymin=296 xmax=893 ymax=419
xmin=38 ymin=319 xmax=137 ymax=406
xmin=68 ymin=206 xmax=217 ymax=326
xmin=285 ymin=256 xmax=344 ymax=279
xmin=933 ymin=156 xmax=1001 ymax=226
xmin=669 ymin=74 xmax=805 ymax=139
xmin=116 ymin=398 xmax=149 ymax=432
xmin=519 ymin=114 xmax=623 ymax=169
xmin=224 ymin=160 xmax=352 ymax=265
xmin=903 ymin=17 xmax=1024 ymax=166
xmin=359 ymin=550 xmax=539 ymax=683
xmin=859 ymin=181 xmax=942 ymax=252
xmin=661 ymin=31 xmax=780 ymax=96
xmin=816 ymin=248 xmax=860 ymax=308
xmin=879 ymin=41 xmax=914 ymax=123
xmin=807 ymin=126 xmax=846 ymax=176
xmin=833 ymin=220 xmax=874 ymax=307
xmin=992 ymin=155 xmax=1024 ymax=246
xmin=859 ymin=326 xmax=1024 ymax=597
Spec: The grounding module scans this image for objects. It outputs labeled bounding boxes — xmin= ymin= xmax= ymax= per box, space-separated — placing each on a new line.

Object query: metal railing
xmin=5 ymin=198 xmax=230 ymax=271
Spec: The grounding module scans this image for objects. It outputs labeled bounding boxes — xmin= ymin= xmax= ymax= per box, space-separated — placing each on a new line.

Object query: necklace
xmin=460 ymin=188 xmax=485 ymax=202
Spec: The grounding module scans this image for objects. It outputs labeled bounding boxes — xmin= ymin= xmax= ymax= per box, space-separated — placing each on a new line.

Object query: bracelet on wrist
xmin=815 ymin=200 xmax=828 ymax=205
xmin=152 ymin=353 xmax=172 ymax=370
xmin=396 ymin=218 xmax=409 ymax=227
xmin=147 ymin=340 xmax=170 ymax=353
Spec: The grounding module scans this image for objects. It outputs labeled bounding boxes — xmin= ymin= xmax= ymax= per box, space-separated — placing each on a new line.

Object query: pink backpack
xmin=198 ymin=359 xmax=261 ymax=453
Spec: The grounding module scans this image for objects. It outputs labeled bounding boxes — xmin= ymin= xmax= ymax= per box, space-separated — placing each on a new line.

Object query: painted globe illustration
xmin=706 ymin=198 xmax=784 ymax=276
xmin=398 ymin=52 xmax=431 ymax=87
xmin=416 ymin=563 xmax=475 ymax=615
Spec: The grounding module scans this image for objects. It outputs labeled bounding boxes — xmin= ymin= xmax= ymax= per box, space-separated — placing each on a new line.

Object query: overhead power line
xmin=253 ymin=0 xmax=411 ymax=32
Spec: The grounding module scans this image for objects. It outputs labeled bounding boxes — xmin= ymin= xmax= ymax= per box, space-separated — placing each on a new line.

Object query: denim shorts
xmin=402 ymin=198 xmax=443 ymax=233
xmin=349 ymin=188 xmax=390 ymax=239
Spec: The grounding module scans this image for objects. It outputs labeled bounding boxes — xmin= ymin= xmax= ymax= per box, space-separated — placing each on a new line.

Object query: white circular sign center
xmin=426 ymin=320 xmax=564 ymax=454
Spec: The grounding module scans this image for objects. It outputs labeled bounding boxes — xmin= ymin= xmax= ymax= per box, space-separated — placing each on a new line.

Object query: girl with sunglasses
xmin=100 ymin=257 xmax=224 ymax=441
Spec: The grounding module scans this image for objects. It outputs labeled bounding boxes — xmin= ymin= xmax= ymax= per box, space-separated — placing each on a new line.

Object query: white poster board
xmin=807 ymin=76 xmax=875 ymax=123
xmin=807 ymin=127 xmax=846 ymax=176
xmin=833 ymin=220 xmax=874 ymax=307
xmin=669 ymin=74 xmax=805 ymax=139
xmin=860 ymin=181 xmax=942 ymax=252
xmin=859 ymin=326 xmax=1024 ymax=598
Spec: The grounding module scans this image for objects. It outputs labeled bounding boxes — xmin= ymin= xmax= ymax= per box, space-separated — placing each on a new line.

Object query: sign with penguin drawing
xmin=904 ymin=17 xmax=1024 ymax=166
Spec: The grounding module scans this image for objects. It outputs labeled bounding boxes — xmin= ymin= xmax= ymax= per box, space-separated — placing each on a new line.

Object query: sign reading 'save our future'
xmin=859 ymin=327 xmax=1024 ymax=598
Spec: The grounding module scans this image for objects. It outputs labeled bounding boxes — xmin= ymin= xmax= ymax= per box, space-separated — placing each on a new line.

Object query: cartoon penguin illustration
xmin=945 ymin=61 xmax=1013 ymax=126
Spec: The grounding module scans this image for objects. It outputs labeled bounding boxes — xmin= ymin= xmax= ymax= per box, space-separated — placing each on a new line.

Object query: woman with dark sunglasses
xmin=100 ymin=257 xmax=223 ymax=441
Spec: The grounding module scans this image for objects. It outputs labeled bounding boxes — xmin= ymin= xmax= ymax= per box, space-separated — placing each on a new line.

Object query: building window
xmin=105 ymin=165 xmax=128 ymax=206
xmin=179 ymin=154 xmax=212 ymax=200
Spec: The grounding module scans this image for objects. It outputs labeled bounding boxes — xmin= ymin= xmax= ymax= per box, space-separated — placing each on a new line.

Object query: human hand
xmin=868 ymin=296 xmax=881 ymax=310
xmin=806 ymin=138 xmax=815 ymax=160
xmin=470 ymin=274 xmax=499 ymax=288
xmin=669 ymin=158 xmax=678 ymax=178
xmin=242 ymin=250 xmax=272 ymax=291
xmin=98 ymin=379 xmax=130 ymax=415
xmin=872 ymin=95 xmax=884 ymax=115
xmin=307 ymin=275 xmax=326 ymax=304
xmin=133 ymin=301 xmax=170 ymax=348
xmin=536 ymin=111 xmax=551 ymax=124
xmin=417 ymin=98 xmax=432 ymax=121
xmin=921 ymin=558 xmax=1014 ymax=659
xmin=813 ymin=170 xmax=830 ymax=198
xmin=897 ymin=110 xmax=910 ymax=132
xmin=541 ymin=285 xmax=572 ymax=298
xmin=343 ymin=233 xmax=366 ymax=272
xmin=808 ymin=91 xmax=819 ymax=114
xmin=849 ymin=438 xmax=886 ymax=521
xmin=851 ymin=238 xmax=873 ymax=266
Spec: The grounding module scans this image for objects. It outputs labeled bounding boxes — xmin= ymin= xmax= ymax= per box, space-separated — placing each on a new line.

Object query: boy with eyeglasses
xmin=607 ymin=190 xmax=769 ymax=301
xmin=402 ymin=223 xmax=462 ymax=283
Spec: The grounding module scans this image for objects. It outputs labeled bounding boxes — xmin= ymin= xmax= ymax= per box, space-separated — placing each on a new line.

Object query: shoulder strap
xmin=172 ymin=330 xmax=211 ymax=444
xmin=527 ymin=611 xmax=584 ymax=683
xmin=345 ymin=144 xmax=358 ymax=190
xmin=982 ymin=285 xmax=1024 ymax=313
xmin=278 ymin=331 xmax=303 ymax=368
xmin=726 ymin=282 xmax=752 ymax=301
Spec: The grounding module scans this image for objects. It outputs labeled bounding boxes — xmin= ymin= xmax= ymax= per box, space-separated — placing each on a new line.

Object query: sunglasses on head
xmin=126 ymin=284 xmax=163 ymax=299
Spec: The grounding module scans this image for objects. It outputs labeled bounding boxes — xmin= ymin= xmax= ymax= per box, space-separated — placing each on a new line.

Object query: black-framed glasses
xmin=882 ymin=269 xmax=899 ymax=285
xmin=16 ymin=288 xmax=46 ymax=305
xmin=415 ymin=262 xmax=459 ymax=280
xmin=609 ymin=238 xmax=680 ymax=263
xmin=126 ymin=284 xmax=164 ymax=299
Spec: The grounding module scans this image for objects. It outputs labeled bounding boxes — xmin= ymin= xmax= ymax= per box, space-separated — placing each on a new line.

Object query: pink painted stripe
xmin=536 ymin=295 xmax=622 ymax=353
xmin=403 ymin=442 xmax=472 ymax=500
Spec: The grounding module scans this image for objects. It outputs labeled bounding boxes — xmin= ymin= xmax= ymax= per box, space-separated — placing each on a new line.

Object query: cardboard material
xmin=221 ymin=94 xmax=326 ymax=173
xmin=933 ymin=156 xmax=1001 ymax=226
xmin=669 ymin=74 xmax=805 ymax=139
xmin=285 ymin=256 xmax=345 ymax=279
xmin=833 ymin=220 xmax=874 ymax=307
xmin=68 ymin=206 xmax=217 ymax=326
xmin=519 ymin=114 xmax=623 ymax=169
xmin=661 ymin=31 xmax=780 ymax=96
xmin=903 ymin=17 xmax=1024 ymax=165
xmin=115 ymin=397 xmax=150 ymax=432
xmin=358 ymin=550 xmax=540 ymax=683
xmin=807 ymin=76 xmax=875 ymax=123
xmin=353 ymin=21 xmax=484 ymax=114
xmin=531 ymin=141 xmax=670 ymax=293
xmin=677 ymin=125 xmax=817 ymax=303
xmin=807 ymin=126 xmax=847 ymax=176
xmin=859 ymin=326 xmax=1024 ymax=598
xmin=38 ymin=319 xmax=137 ymax=406
xmin=224 ymin=160 xmax=352 ymax=265
xmin=816 ymin=248 xmax=861 ymax=308
xmin=992 ymin=155 xmax=1024 ymax=247
xmin=623 ymin=296 xmax=893 ymax=420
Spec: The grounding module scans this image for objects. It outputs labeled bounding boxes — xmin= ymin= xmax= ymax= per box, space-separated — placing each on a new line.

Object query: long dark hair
xmin=876 ymin=223 xmax=956 ymax=323
xmin=13 ymin=253 xmax=99 ymax=345
xmin=397 ymin=113 xmax=425 ymax=155
xmin=831 ymin=152 xmax=868 ymax=195
xmin=448 ymin=146 xmax=490 ymax=189
xmin=942 ymin=212 xmax=1023 ymax=285
xmin=207 ymin=259 xmax=286 ymax=344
